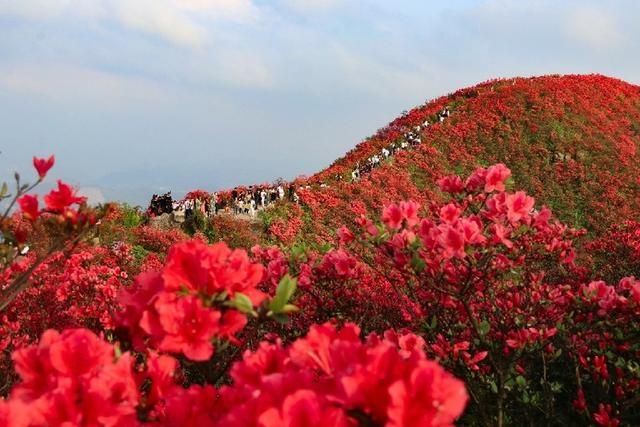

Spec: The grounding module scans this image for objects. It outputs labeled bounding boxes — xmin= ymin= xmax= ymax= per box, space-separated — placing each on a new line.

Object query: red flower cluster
xmin=1 ymin=324 xmax=468 ymax=426
xmin=44 ymin=181 xmax=86 ymax=214
xmin=0 ymin=243 xmax=137 ymax=387
xmin=163 ymin=323 xmax=467 ymax=426
xmin=1 ymin=329 xmax=139 ymax=426
xmin=17 ymin=181 xmax=86 ymax=223
xmin=299 ymin=163 xmax=640 ymax=425
xmin=117 ymin=240 xmax=265 ymax=360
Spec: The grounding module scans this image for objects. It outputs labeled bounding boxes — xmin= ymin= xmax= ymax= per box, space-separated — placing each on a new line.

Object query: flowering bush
xmin=585 ymin=220 xmax=640 ymax=282
xmin=208 ymin=214 xmax=263 ymax=249
xmin=0 ymin=323 xmax=468 ymax=426
xmin=0 ymin=157 xmax=470 ymax=425
xmin=131 ymin=225 xmax=188 ymax=254
xmin=0 ymin=243 xmax=135 ymax=393
xmin=116 ymin=239 xmax=267 ymax=361
xmin=290 ymin=164 xmax=639 ymax=426
xmin=0 ymin=156 xmax=110 ymax=395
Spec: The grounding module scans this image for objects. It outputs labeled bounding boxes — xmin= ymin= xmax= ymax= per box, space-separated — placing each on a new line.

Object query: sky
xmin=0 ymin=0 xmax=639 ymax=205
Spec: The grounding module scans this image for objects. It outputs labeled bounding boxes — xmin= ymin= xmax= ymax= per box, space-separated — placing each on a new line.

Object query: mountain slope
xmin=265 ymin=74 xmax=640 ymax=246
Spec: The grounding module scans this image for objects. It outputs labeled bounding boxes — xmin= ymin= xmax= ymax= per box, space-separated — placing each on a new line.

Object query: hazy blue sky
xmin=1 ymin=0 xmax=639 ymax=204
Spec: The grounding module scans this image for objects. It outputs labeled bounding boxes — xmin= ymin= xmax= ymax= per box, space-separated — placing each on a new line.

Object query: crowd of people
xmin=227 ymin=184 xmax=299 ymax=217
xmin=351 ymin=106 xmax=450 ymax=181
xmin=147 ymin=184 xmax=300 ymax=222
xmin=148 ymin=192 xmax=174 ymax=216
xmin=147 ymin=105 xmax=453 ymax=222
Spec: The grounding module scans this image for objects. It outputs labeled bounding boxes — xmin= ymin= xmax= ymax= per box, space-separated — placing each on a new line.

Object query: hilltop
xmin=248 ymin=74 xmax=640 ymax=246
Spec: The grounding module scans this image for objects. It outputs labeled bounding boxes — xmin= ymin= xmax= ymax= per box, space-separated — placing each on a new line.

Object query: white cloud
xmin=566 ymin=5 xmax=624 ymax=50
xmin=0 ymin=0 xmax=78 ymax=20
xmin=283 ymin=0 xmax=340 ymax=14
xmin=177 ymin=0 xmax=259 ymax=22
xmin=0 ymin=0 xmax=260 ymax=47
xmin=78 ymin=186 xmax=106 ymax=205
xmin=0 ymin=63 xmax=170 ymax=106
xmin=109 ymin=1 xmax=208 ymax=48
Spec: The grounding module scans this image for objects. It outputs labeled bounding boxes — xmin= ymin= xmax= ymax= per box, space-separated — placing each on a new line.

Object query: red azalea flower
xmin=460 ymin=217 xmax=486 ymax=245
xmin=400 ymin=201 xmax=420 ymax=227
xmin=17 ymin=194 xmax=39 ymax=221
xmin=491 ymin=223 xmax=513 ymax=248
xmin=593 ymin=404 xmax=620 ymax=427
xmin=382 ymin=203 xmax=403 ymax=230
xmin=439 ymin=203 xmax=461 ymax=224
xmin=162 ymin=240 xmax=214 ymax=293
xmin=387 ymin=360 xmax=468 ymax=427
xmin=464 ymin=168 xmax=487 ymax=192
xmin=572 ymin=389 xmax=587 ymax=412
xmin=505 ymin=191 xmax=535 ymax=224
xmin=33 ymin=155 xmax=55 ymax=179
xmin=47 ymin=329 xmax=114 ymax=378
xmin=163 ymin=240 xmax=264 ymax=300
xmin=0 ymin=399 xmax=31 ymax=427
xmin=12 ymin=329 xmax=113 ymax=389
xmin=44 ymin=180 xmax=85 ymax=213
xmin=145 ymin=353 xmax=180 ymax=406
xmin=9 ymin=329 xmax=140 ymax=426
xmin=484 ymin=163 xmax=511 ymax=192
xmin=321 ymin=249 xmax=357 ymax=279
xmin=337 ymin=225 xmax=355 ymax=245
xmin=258 ymin=390 xmax=347 ymax=427
xmin=156 ymin=294 xmax=220 ymax=361
xmin=438 ymin=223 xmax=466 ymax=259
xmin=217 ymin=310 xmax=248 ymax=344
xmin=437 ymin=175 xmax=464 ymax=194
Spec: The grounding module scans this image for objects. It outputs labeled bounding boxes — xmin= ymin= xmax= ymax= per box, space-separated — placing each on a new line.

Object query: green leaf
xmin=272 ymin=313 xmax=289 ymax=324
xmin=410 ymin=253 xmax=426 ymax=273
xmin=319 ymin=243 xmax=332 ymax=254
xmin=270 ymin=275 xmax=297 ymax=313
xmin=214 ymin=291 xmax=228 ymax=302
xmin=280 ymin=304 xmax=299 ymax=314
xmin=515 ymin=375 xmax=527 ymax=387
xmin=478 ymin=320 xmax=491 ymax=336
xmin=430 ymin=316 xmax=438 ymax=330
xmin=0 ymin=182 xmax=8 ymax=198
xmin=114 ymin=345 xmax=123 ymax=359
xmin=232 ymin=292 xmax=256 ymax=316
xmin=177 ymin=286 xmax=191 ymax=297
xmin=291 ymin=244 xmax=308 ymax=260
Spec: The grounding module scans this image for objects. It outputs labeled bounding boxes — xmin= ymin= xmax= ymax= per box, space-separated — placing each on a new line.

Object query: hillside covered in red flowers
xmin=273 ymin=74 xmax=639 ymax=248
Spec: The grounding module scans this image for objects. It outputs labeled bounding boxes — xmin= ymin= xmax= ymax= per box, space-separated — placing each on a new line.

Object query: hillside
xmin=253 ymin=74 xmax=640 ymax=246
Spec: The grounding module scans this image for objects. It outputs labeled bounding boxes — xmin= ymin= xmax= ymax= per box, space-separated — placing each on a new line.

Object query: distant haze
xmin=1 ymin=0 xmax=639 ymax=205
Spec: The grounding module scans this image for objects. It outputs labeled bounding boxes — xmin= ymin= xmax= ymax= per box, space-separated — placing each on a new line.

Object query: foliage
xmin=120 ymin=204 xmax=144 ymax=228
